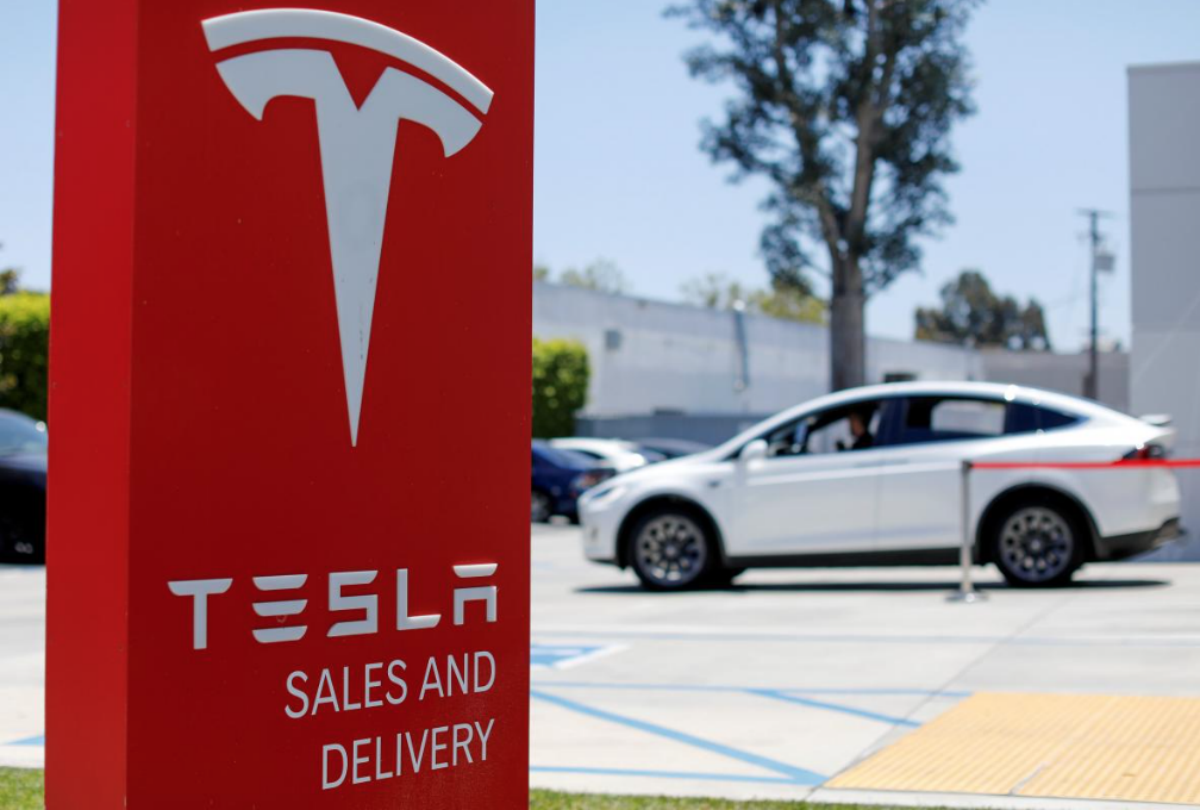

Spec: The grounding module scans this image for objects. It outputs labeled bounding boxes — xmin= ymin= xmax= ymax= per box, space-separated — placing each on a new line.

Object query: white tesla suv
xmin=578 ymin=382 xmax=1182 ymax=590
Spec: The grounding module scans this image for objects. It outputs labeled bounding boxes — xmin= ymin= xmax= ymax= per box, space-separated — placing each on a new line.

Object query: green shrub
xmin=532 ymin=337 xmax=589 ymax=438
xmin=0 ymin=293 xmax=49 ymax=421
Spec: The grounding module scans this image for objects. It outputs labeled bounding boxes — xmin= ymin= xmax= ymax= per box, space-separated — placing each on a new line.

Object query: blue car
xmin=532 ymin=440 xmax=613 ymax=523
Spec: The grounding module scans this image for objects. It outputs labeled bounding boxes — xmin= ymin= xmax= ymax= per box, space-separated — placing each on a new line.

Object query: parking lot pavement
xmin=0 ymin=565 xmax=45 ymax=769
xmin=5 ymin=529 xmax=1200 ymax=807
xmin=529 ymin=523 xmax=1200 ymax=806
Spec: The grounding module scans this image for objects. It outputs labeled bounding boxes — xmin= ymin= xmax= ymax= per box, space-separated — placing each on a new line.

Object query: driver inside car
xmin=839 ymin=410 xmax=875 ymax=451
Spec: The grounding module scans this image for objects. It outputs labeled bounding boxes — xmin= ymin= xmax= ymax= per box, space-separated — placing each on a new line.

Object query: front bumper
xmin=578 ymin=495 xmax=623 ymax=564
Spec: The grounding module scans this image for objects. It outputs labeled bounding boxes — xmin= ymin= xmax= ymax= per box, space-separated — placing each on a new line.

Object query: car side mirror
xmin=739 ymin=439 xmax=768 ymax=464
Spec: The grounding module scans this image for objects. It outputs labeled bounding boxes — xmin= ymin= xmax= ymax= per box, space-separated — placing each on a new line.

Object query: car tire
xmin=530 ymin=489 xmax=553 ymax=524
xmin=0 ymin=511 xmax=43 ymax=565
xmin=988 ymin=497 xmax=1084 ymax=588
xmin=627 ymin=506 xmax=718 ymax=591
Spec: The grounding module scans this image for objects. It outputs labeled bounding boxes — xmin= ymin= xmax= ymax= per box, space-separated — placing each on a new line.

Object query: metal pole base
xmin=950 ymin=460 xmax=986 ymax=604
xmin=946 ymin=589 xmax=988 ymax=603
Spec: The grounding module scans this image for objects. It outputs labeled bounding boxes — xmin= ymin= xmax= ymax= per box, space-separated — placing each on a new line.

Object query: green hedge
xmin=0 ymin=293 xmax=49 ymax=421
xmin=532 ymin=338 xmax=589 ymax=439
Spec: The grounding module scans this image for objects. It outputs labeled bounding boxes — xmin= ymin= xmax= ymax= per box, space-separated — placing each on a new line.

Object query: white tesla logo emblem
xmin=203 ymin=9 xmax=493 ymax=445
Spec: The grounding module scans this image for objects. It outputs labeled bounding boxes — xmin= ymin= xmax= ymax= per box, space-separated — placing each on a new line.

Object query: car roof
xmin=711 ymin=380 xmax=1130 ymax=455
xmin=789 ymin=380 xmax=1111 ymax=414
xmin=552 ymin=437 xmax=638 ymax=452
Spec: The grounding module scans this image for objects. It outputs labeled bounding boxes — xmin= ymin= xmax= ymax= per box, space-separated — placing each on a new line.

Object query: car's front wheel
xmin=989 ymin=499 xmax=1083 ymax=588
xmin=628 ymin=507 xmax=717 ymax=591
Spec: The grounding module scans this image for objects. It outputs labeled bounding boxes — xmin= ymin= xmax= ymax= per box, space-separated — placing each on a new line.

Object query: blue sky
xmin=4 ymin=1 xmax=1200 ymax=349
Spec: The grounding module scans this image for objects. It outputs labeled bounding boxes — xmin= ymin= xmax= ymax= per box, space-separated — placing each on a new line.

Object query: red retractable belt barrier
xmin=947 ymin=455 xmax=1196 ymax=605
xmin=971 ymin=459 xmax=1200 ymax=470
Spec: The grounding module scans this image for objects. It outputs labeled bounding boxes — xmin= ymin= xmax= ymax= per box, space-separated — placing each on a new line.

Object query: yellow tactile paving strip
xmin=827 ymin=692 xmax=1200 ymax=805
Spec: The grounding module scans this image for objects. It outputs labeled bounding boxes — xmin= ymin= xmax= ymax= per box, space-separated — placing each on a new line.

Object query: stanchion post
xmin=947 ymin=459 xmax=986 ymax=603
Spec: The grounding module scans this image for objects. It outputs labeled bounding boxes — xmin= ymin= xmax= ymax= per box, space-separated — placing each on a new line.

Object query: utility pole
xmin=1078 ymin=208 xmax=1114 ymax=400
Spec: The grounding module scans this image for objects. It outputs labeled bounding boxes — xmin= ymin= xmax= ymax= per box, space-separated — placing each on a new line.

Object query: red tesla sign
xmin=47 ymin=2 xmax=532 ymax=807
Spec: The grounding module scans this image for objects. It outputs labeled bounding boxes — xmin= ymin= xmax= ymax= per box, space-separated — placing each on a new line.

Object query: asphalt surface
xmin=4 ymin=526 xmax=1200 ymax=808
xmin=528 ymin=523 xmax=1200 ymax=806
xmin=0 ymin=563 xmax=42 ymax=769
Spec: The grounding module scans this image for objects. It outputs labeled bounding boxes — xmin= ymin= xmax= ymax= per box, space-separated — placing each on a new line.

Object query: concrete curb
xmin=808 ymin=787 xmax=1187 ymax=810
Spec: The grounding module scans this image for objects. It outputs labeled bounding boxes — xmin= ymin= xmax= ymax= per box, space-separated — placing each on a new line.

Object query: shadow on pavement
xmin=576 ymin=577 xmax=1171 ymax=595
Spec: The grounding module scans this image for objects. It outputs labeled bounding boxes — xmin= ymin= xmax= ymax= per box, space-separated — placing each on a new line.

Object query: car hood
xmin=0 ymin=452 xmax=47 ymax=474
xmin=606 ymin=453 xmax=701 ymax=485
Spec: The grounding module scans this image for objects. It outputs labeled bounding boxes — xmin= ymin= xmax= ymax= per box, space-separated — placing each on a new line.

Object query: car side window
xmin=764 ymin=418 xmax=806 ymax=458
xmin=806 ymin=403 xmax=884 ymax=454
xmin=896 ymin=397 xmax=1006 ymax=445
xmin=763 ymin=401 xmax=884 ymax=458
xmin=1006 ymin=402 xmax=1080 ymax=434
xmin=805 ymin=415 xmax=855 ymax=455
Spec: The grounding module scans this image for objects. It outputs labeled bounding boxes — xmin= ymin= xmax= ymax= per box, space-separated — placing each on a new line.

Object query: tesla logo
xmin=203 ymin=9 xmax=494 ymax=445
xmin=169 ymin=563 xmax=499 ymax=651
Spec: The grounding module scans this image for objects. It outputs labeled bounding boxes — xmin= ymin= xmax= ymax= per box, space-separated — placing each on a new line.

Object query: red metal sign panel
xmin=47 ymin=2 xmax=533 ymax=807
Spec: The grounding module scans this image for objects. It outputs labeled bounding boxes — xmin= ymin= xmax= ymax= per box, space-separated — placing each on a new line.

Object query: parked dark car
xmin=632 ymin=437 xmax=712 ymax=460
xmin=0 ymin=409 xmax=47 ymax=563
xmin=531 ymin=440 xmax=612 ymax=523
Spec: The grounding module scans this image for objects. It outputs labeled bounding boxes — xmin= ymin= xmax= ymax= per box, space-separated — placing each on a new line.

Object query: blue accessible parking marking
xmin=530 ymin=689 xmax=826 ymax=785
xmin=529 ymin=681 xmax=959 ymax=787
xmin=531 ymin=643 xmax=624 ymax=670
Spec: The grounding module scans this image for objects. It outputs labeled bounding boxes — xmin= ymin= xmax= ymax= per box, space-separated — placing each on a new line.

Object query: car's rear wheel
xmin=990 ymin=500 xmax=1083 ymax=588
xmin=628 ymin=508 xmax=716 ymax=591
xmin=530 ymin=489 xmax=552 ymax=523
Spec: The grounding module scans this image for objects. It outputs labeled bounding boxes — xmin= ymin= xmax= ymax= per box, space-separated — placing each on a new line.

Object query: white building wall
xmin=981 ymin=350 xmax=1130 ymax=414
xmin=1129 ymin=62 xmax=1200 ymax=560
xmin=533 ymin=281 xmax=984 ymax=418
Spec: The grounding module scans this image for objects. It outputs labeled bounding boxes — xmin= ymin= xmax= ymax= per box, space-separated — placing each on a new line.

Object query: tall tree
xmin=915 ymin=269 xmax=1051 ymax=350
xmin=669 ymin=0 xmax=979 ymax=389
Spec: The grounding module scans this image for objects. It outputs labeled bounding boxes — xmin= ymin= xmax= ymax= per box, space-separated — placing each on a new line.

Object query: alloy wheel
xmin=999 ymin=506 xmax=1074 ymax=584
xmin=633 ymin=513 xmax=708 ymax=587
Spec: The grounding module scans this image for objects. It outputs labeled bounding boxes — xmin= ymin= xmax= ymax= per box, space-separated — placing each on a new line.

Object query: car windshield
xmin=0 ymin=412 xmax=47 ymax=456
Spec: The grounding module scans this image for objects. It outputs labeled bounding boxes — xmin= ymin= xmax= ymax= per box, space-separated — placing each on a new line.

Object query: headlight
xmin=582 ymin=483 xmax=625 ymax=505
